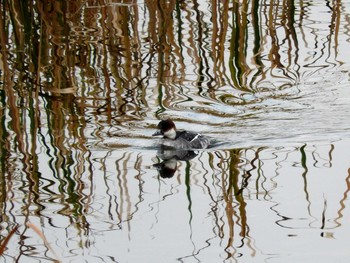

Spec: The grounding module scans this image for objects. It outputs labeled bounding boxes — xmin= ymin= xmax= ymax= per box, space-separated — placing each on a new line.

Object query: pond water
xmin=1 ymin=0 xmax=350 ymax=262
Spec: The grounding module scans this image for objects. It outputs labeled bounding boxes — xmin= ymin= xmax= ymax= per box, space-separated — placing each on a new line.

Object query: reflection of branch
xmin=334 ymin=168 xmax=350 ymax=227
xmin=211 ymin=0 xmax=231 ymax=88
xmin=0 ymin=225 xmax=18 ymax=256
xmin=300 ymin=144 xmax=312 ymax=217
xmin=0 ymin=2 xmax=24 ymax=153
xmin=329 ymin=0 xmax=341 ymax=56
xmin=267 ymin=1 xmax=283 ymax=69
xmin=223 ymin=149 xmax=250 ymax=255
xmin=26 ymin=222 xmax=61 ymax=262
xmin=320 ymin=197 xmax=327 ymax=229
xmin=236 ymin=148 xmax=262 ymax=195
xmin=0 ymin=1 xmax=41 ymax=231
xmin=229 ymin=0 xmax=250 ymax=90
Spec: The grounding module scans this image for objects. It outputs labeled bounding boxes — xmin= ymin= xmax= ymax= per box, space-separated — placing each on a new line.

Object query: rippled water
xmin=1 ymin=0 xmax=350 ymax=262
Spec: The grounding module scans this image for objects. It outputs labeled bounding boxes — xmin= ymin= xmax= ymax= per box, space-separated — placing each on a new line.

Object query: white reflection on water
xmin=92 ymin=141 xmax=349 ymax=263
xmin=1 ymin=0 xmax=350 ymax=262
xmin=4 ymin=140 xmax=349 ymax=262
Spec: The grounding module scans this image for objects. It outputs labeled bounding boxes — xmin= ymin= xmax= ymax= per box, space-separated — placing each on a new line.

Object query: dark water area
xmin=0 ymin=0 xmax=350 ymax=262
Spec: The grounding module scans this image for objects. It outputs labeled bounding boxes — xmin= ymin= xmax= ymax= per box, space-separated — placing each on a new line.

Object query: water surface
xmin=0 ymin=0 xmax=350 ymax=262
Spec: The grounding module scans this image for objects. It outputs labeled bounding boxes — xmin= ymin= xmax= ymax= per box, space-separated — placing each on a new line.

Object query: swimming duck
xmin=152 ymin=119 xmax=211 ymax=149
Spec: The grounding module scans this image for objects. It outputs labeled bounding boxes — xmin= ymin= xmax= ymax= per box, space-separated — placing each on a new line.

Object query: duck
xmin=152 ymin=119 xmax=211 ymax=149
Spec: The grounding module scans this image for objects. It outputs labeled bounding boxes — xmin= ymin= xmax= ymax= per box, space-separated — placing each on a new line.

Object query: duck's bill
xmin=152 ymin=130 xmax=162 ymax=136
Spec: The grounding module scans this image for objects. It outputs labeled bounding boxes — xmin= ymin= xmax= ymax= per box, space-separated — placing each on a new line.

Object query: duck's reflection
xmin=153 ymin=149 xmax=198 ymax=178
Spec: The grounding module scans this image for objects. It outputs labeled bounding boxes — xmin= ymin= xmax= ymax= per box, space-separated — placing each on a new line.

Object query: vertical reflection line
xmin=153 ymin=0 xmax=167 ymax=115
xmin=174 ymin=0 xmax=186 ymax=84
xmin=175 ymin=0 xmax=183 ymax=51
xmin=323 ymin=0 xmax=335 ymax=66
xmin=211 ymin=0 xmax=230 ymax=89
xmin=100 ymin=5 xmax=112 ymax=125
xmin=157 ymin=0 xmax=166 ymax=83
xmin=222 ymin=150 xmax=238 ymax=258
xmin=334 ymin=168 xmax=350 ymax=227
xmin=29 ymin=0 xmax=44 ymax=209
xmin=156 ymin=84 xmax=166 ymax=115
xmin=240 ymin=0 xmax=249 ymax=69
xmin=185 ymin=161 xmax=193 ymax=223
xmin=35 ymin=1 xmax=43 ymax=90
xmin=0 ymin=90 xmax=9 ymax=207
xmin=216 ymin=151 xmax=227 ymax=240
xmin=192 ymin=0 xmax=205 ymax=92
xmin=0 ymin=0 xmax=24 ymax=156
xmin=320 ymin=197 xmax=327 ymax=229
xmin=81 ymin=148 xmax=94 ymax=220
xmin=1 ymin=0 xmax=41 ymax=225
xmin=229 ymin=0 xmax=240 ymax=89
xmin=229 ymin=0 xmax=250 ymax=90
xmin=211 ymin=0 xmax=218 ymax=82
xmin=283 ymin=0 xmax=300 ymax=78
xmin=193 ymin=0 xmax=215 ymax=91
xmin=115 ymin=153 xmax=127 ymax=227
xmin=101 ymin=151 xmax=115 ymax=220
xmin=37 ymin=127 xmax=58 ymax=201
xmin=300 ymin=144 xmax=312 ymax=216
xmin=327 ymin=144 xmax=334 ymax=168
xmin=201 ymin=1 xmax=215 ymax=89
xmin=184 ymin=160 xmax=199 ymax=261
xmin=208 ymin=152 xmax=224 ymax=239
xmin=255 ymin=159 xmax=262 ymax=200
xmin=267 ymin=0 xmax=283 ymax=68
xmin=128 ymin=153 xmax=144 ymax=222
xmin=230 ymin=150 xmax=247 ymax=244
xmin=29 ymin=88 xmax=43 ymax=215
xmin=330 ymin=0 xmax=341 ymax=55
xmin=239 ymin=148 xmax=261 ymax=195
xmin=203 ymin=152 xmax=220 ymax=242
xmin=123 ymin=153 xmax=132 ymax=234
xmin=250 ymin=0 xmax=264 ymax=89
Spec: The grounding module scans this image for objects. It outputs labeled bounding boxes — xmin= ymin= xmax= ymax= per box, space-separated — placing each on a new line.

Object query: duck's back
xmin=175 ymin=131 xmax=198 ymax=141
xmin=176 ymin=131 xmax=210 ymax=149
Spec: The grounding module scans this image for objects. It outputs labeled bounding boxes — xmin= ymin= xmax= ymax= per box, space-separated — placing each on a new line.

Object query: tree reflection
xmin=0 ymin=0 xmax=349 ymax=261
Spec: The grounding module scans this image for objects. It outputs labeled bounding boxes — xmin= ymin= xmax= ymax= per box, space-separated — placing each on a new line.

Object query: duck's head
xmin=152 ymin=119 xmax=177 ymax=140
